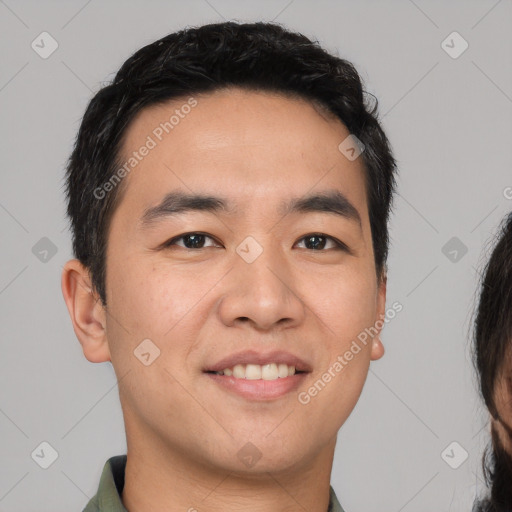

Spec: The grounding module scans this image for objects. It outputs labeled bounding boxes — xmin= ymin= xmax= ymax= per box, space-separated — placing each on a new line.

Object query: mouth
xmin=205 ymin=363 xmax=307 ymax=380
xmin=202 ymin=351 xmax=312 ymax=401
xmin=203 ymin=349 xmax=312 ymax=375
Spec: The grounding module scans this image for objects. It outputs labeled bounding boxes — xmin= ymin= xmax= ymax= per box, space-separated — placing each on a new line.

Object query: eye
xmin=295 ymin=233 xmax=349 ymax=251
xmin=161 ymin=232 xmax=349 ymax=252
xmin=163 ymin=232 xmax=221 ymax=250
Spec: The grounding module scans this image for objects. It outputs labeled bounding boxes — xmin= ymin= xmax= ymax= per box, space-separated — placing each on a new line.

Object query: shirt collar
xmin=83 ymin=455 xmax=345 ymax=512
xmin=83 ymin=455 xmax=128 ymax=512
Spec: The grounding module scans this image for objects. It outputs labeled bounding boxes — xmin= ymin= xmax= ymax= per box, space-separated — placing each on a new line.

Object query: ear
xmin=61 ymin=259 xmax=111 ymax=363
xmin=370 ymin=273 xmax=387 ymax=361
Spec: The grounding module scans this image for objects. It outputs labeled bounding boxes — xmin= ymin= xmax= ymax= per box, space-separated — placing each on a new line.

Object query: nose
xmin=217 ymin=240 xmax=306 ymax=332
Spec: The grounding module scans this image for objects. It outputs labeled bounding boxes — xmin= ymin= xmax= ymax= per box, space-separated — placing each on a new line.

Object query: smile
xmin=209 ymin=363 xmax=301 ymax=380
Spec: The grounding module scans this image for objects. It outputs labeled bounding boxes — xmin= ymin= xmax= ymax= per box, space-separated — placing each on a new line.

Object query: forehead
xmin=115 ymin=88 xmax=368 ymax=219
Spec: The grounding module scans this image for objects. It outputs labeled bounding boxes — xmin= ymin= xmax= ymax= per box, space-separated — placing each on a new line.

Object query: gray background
xmin=1 ymin=0 xmax=511 ymax=510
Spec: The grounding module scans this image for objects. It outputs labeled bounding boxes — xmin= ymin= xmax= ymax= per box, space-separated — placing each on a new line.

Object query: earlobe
xmin=370 ymin=337 xmax=385 ymax=360
xmin=61 ymin=259 xmax=111 ymax=363
xmin=370 ymin=273 xmax=387 ymax=361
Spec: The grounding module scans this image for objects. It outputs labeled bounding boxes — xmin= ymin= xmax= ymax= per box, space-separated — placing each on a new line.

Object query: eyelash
xmin=162 ymin=232 xmax=350 ymax=252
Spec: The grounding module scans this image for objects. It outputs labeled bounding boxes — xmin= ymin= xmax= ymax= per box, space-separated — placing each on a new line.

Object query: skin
xmin=62 ymin=88 xmax=387 ymax=512
xmin=492 ymin=363 xmax=512 ymax=455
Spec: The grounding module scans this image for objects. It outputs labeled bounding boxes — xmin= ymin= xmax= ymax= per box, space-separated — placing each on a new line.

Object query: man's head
xmin=62 ymin=21 xmax=397 ymax=478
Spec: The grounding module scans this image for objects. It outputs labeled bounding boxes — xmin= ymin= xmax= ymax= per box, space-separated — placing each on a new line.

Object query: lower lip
xmin=204 ymin=372 xmax=308 ymax=401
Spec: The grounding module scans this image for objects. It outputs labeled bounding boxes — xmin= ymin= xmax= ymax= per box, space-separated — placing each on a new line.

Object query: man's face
xmin=102 ymin=88 xmax=386 ymax=474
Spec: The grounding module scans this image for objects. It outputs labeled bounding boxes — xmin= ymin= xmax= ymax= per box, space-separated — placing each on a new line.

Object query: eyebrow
xmin=139 ymin=190 xmax=362 ymax=228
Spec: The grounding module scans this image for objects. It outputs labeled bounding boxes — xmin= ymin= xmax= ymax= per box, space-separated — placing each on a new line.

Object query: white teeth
xmin=262 ymin=363 xmax=278 ymax=380
xmin=278 ymin=363 xmax=289 ymax=378
xmin=233 ymin=364 xmax=245 ymax=378
xmin=245 ymin=364 xmax=262 ymax=380
xmin=214 ymin=363 xmax=298 ymax=380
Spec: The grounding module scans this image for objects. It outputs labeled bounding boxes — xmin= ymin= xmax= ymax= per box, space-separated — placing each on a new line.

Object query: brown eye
xmin=296 ymin=233 xmax=349 ymax=252
xmin=164 ymin=233 xmax=220 ymax=249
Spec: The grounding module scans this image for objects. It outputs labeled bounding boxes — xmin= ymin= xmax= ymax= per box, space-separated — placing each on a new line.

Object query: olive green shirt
xmin=83 ymin=455 xmax=345 ymax=512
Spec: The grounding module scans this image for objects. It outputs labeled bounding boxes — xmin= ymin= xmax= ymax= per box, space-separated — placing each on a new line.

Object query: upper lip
xmin=204 ymin=349 xmax=312 ymax=373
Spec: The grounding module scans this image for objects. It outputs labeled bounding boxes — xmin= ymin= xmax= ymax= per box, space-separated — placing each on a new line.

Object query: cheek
xmin=108 ymin=258 xmax=215 ymax=337
xmin=301 ymin=272 xmax=377 ymax=431
xmin=313 ymin=268 xmax=378 ymax=343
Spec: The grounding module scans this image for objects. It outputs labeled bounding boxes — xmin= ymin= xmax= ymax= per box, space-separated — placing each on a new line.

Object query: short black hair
xmin=473 ymin=211 xmax=512 ymax=510
xmin=64 ymin=21 xmax=397 ymax=305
